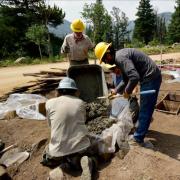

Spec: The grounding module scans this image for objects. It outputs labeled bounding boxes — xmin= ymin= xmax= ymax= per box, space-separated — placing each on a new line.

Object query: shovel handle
xmin=139 ymin=90 xmax=156 ymax=95
xmin=97 ymin=90 xmax=156 ymax=99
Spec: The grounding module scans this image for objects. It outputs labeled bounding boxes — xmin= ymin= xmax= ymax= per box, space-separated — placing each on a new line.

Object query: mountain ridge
xmin=49 ymin=12 xmax=172 ymax=38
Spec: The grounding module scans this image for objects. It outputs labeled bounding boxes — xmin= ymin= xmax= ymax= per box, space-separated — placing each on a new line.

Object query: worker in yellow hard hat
xmin=94 ymin=42 xmax=162 ymax=148
xmin=61 ymin=19 xmax=94 ymax=66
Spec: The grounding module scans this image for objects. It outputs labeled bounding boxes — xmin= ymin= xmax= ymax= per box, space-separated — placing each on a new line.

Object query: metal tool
xmin=97 ymin=90 xmax=156 ymax=100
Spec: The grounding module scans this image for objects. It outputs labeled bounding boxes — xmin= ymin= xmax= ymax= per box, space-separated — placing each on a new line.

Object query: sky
xmin=47 ymin=0 xmax=176 ymax=22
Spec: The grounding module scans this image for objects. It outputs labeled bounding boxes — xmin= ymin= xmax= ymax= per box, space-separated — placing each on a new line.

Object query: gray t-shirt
xmin=115 ymin=48 xmax=161 ymax=94
xmin=46 ymin=95 xmax=90 ymax=157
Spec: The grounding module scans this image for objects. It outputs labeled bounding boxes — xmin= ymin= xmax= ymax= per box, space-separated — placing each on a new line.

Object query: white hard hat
xmin=57 ymin=77 xmax=78 ymax=90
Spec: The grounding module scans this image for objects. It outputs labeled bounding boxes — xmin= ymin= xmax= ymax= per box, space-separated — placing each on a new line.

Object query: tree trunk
xmin=47 ymin=32 xmax=53 ymax=58
xmin=38 ymin=44 xmax=42 ymax=60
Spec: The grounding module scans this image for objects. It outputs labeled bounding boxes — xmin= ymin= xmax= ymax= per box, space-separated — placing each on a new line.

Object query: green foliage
xmin=154 ymin=12 xmax=167 ymax=44
xmin=0 ymin=0 xmax=65 ymax=59
xmin=26 ymin=24 xmax=48 ymax=59
xmin=81 ymin=2 xmax=112 ymax=43
xmin=26 ymin=24 xmax=47 ymax=46
xmin=167 ymin=0 xmax=180 ymax=43
xmin=133 ymin=0 xmax=156 ymax=44
xmin=111 ymin=7 xmax=129 ymax=49
xmin=126 ymin=39 xmax=145 ymax=48
xmin=148 ymin=39 xmax=160 ymax=46
xmin=0 ymin=56 xmax=64 ymax=67
xmin=139 ymin=45 xmax=180 ymax=55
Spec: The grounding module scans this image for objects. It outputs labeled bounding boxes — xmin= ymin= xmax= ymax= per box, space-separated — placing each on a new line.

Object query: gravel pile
xmin=86 ymin=116 xmax=116 ymax=135
xmin=85 ymin=99 xmax=110 ymax=121
xmin=85 ymin=99 xmax=116 ymax=134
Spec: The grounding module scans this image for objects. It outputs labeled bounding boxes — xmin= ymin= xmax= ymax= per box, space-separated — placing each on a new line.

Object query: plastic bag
xmin=0 ymin=93 xmax=47 ymax=120
xmin=110 ymin=97 xmax=128 ymax=118
xmin=98 ymin=105 xmax=134 ymax=154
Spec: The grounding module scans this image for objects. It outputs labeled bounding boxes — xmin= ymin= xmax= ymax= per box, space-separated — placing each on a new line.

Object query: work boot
xmin=40 ymin=154 xmax=61 ymax=168
xmin=128 ymin=135 xmax=143 ymax=147
xmin=80 ymin=156 xmax=92 ymax=180
xmin=128 ymin=135 xmax=154 ymax=149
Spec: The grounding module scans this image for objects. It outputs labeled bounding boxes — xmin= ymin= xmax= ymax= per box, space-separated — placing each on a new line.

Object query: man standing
xmin=61 ymin=19 xmax=94 ymax=66
xmin=41 ymin=77 xmax=95 ymax=179
xmin=94 ymin=42 xmax=162 ymax=147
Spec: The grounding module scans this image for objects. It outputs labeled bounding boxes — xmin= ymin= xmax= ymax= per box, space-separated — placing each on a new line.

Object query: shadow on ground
xmin=147 ymin=130 xmax=180 ymax=161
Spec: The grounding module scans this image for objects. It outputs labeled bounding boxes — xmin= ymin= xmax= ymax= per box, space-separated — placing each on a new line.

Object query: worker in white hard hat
xmin=61 ymin=19 xmax=94 ymax=66
xmin=103 ymin=64 xmax=122 ymax=88
xmin=41 ymin=77 xmax=97 ymax=179
xmin=94 ymin=42 xmax=162 ymax=148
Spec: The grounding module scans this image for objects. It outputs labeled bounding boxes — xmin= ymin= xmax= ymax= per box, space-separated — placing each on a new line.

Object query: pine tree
xmin=154 ymin=12 xmax=167 ymax=44
xmin=168 ymin=0 xmax=180 ymax=43
xmin=133 ymin=0 xmax=156 ymax=44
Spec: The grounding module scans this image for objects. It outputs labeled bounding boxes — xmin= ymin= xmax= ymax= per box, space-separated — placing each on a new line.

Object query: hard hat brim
xmin=99 ymin=43 xmax=112 ymax=64
xmin=105 ymin=64 xmax=116 ymax=69
xmin=56 ymin=86 xmax=78 ymax=90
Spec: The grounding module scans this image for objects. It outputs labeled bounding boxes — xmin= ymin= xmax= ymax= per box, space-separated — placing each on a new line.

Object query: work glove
xmin=123 ymin=91 xmax=130 ymax=99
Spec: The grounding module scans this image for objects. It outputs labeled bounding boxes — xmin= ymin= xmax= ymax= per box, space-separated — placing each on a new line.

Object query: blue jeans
xmin=134 ymin=74 xmax=162 ymax=143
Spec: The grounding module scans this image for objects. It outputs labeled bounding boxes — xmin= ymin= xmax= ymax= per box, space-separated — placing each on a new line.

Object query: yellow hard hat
xmin=70 ymin=19 xmax=85 ymax=32
xmin=94 ymin=42 xmax=112 ymax=64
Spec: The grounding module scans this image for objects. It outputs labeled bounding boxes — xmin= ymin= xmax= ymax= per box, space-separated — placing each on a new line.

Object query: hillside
xmin=48 ymin=19 xmax=71 ymax=38
xmin=48 ymin=12 xmax=172 ymax=39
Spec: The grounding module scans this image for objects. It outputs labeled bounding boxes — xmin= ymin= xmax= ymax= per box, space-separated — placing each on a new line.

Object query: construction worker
xmin=103 ymin=64 xmax=122 ymax=88
xmin=61 ymin=19 xmax=94 ymax=66
xmin=94 ymin=42 xmax=162 ymax=147
xmin=41 ymin=77 xmax=96 ymax=179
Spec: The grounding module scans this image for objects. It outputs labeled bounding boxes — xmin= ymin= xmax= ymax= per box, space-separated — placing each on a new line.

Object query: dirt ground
xmin=0 ymin=53 xmax=180 ymax=179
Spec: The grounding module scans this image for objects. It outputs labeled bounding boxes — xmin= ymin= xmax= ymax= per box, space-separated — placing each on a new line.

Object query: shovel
xmin=97 ymin=90 xmax=156 ymax=100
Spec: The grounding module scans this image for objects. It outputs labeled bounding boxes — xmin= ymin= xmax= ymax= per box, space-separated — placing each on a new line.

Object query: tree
xmin=111 ymin=7 xmax=129 ymax=49
xmin=0 ymin=0 xmax=65 ymax=59
xmin=26 ymin=24 xmax=48 ymax=59
xmin=81 ymin=2 xmax=113 ymax=43
xmin=168 ymin=0 xmax=180 ymax=43
xmin=37 ymin=1 xmax=65 ymax=57
xmin=154 ymin=12 xmax=167 ymax=44
xmin=133 ymin=0 xmax=156 ymax=44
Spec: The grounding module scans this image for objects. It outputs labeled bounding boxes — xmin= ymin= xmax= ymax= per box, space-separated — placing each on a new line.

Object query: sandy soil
xmin=0 ymin=53 xmax=180 ymax=179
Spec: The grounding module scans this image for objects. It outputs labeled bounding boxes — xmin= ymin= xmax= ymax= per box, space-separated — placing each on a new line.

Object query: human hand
xmin=110 ymin=89 xmax=117 ymax=95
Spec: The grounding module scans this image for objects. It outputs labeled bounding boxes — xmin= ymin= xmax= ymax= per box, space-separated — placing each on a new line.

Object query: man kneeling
xmin=41 ymin=77 xmax=96 ymax=180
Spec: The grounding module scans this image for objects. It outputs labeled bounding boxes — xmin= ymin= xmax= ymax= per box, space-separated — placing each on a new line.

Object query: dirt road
xmin=0 ymin=52 xmax=180 ymax=97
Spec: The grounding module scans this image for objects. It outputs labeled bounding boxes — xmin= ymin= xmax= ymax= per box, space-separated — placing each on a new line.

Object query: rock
xmin=0 ymin=148 xmax=29 ymax=167
xmin=49 ymin=167 xmax=65 ymax=180
xmin=14 ymin=57 xmax=26 ymax=63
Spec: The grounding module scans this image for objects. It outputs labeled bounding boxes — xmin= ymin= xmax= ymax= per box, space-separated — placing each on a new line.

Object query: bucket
xmin=67 ymin=64 xmax=108 ymax=102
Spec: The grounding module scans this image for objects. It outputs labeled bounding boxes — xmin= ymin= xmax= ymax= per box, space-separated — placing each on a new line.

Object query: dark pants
xmin=134 ymin=74 xmax=162 ymax=143
xmin=70 ymin=59 xmax=89 ymax=66
xmin=41 ymin=135 xmax=99 ymax=168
